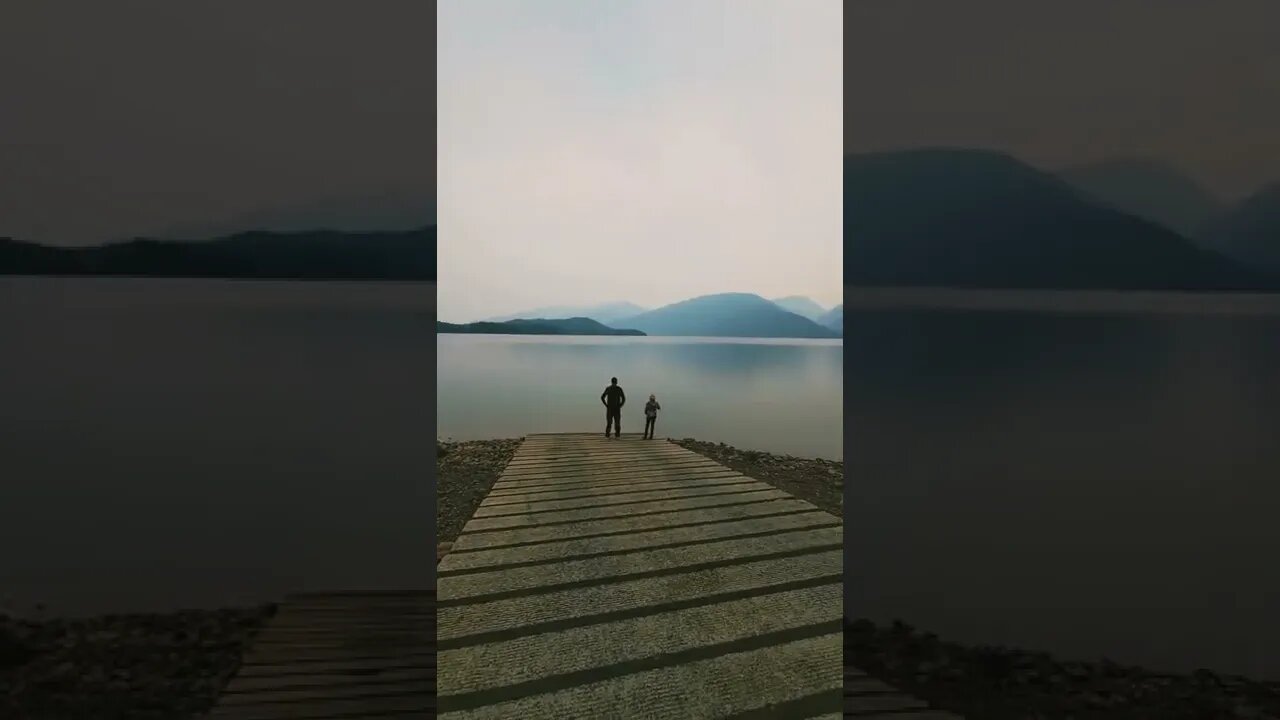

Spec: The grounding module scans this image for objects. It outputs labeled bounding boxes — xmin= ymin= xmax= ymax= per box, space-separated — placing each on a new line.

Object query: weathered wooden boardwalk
xmin=437 ymin=432 xmax=844 ymax=719
xmin=206 ymin=433 xmax=958 ymax=719
xmin=204 ymin=590 xmax=435 ymax=719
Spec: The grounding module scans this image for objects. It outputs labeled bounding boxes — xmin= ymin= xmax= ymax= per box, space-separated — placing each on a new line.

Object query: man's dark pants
xmin=605 ymin=407 xmax=621 ymax=437
xmin=644 ymin=416 xmax=656 ymax=439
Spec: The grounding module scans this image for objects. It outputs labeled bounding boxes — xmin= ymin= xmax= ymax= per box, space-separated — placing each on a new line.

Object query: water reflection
xmin=0 ymin=278 xmax=435 ymax=616
xmin=847 ymin=298 xmax=1280 ymax=679
xmin=438 ymin=336 xmax=843 ymax=459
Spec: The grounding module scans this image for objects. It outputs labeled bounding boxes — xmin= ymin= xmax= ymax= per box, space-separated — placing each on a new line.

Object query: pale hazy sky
xmin=437 ymin=0 xmax=843 ymax=323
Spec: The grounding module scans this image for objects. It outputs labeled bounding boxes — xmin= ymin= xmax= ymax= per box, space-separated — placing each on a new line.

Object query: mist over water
xmin=0 ymin=278 xmax=435 ymax=616
xmin=437 ymin=335 xmax=844 ymax=461
xmin=846 ymin=289 xmax=1280 ymax=679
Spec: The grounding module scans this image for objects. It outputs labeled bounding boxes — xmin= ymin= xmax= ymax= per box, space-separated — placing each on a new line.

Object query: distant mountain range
xmin=817 ymin=304 xmax=842 ymax=331
xmin=613 ymin=293 xmax=839 ymax=338
xmin=1057 ymin=158 xmax=1223 ymax=238
xmin=770 ymin=295 xmax=827 ymax=322
xmin=0 ymin=227 xmax=436 ymax=281
xmin=485 ymin=301 xmax=646 ymax=325
xmin=1052 ymin=157 xmax=1280 ymax=277
xmin=1196 ymin=182 xmax=1280 ymax=273
xmin=471 ymin=294 xmax=842 ymax=339
xmin=844 ymin=148 xmax=1279 ymax=291
xmin=438 ymin=317 xmax=645 ymax=336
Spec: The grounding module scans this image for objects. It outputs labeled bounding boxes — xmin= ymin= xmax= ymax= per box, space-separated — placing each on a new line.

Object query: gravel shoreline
xmin=670 ymin=438 xmax=843 ymax=517
xmin=1 ymin=605 xmax=274 ymax=719
xmin=436 ymin=438 xmax=523 ymax=550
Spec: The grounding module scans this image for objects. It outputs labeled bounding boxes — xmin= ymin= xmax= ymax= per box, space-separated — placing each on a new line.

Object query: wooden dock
xmin=437 ymin=432 xmax=843 ymax=719
xmin=204 ymin=590 xmax=435 ymax=719
xmin=206 ymin=432 xmax=958 ymax=719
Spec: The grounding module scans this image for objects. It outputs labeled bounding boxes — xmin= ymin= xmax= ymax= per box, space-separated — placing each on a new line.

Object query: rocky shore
xmin=846 ymin=618 xmax=1280 ymax=720
xmin=671 ymin=438 xmax=843 ymax=517
xmin=436 ymin=437 xmax=523 ymax=550
xmin=0 ymin=605 xmax=274 ymax=719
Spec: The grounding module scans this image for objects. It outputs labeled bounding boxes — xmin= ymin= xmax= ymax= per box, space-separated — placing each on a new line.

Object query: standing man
xmin=601 ymin=376 xmax=626 ymax=438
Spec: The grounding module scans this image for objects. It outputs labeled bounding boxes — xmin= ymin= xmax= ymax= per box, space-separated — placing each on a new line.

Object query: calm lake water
xmin=9 ymin=276 xmax=1279 ymax=680
xmin=0 ymin=277 xmax=435 ymax=616
xmin=846 ymin=289 xmax=1280 ymax=680
xmin=436 ymin=335 xmax=844 ymax=460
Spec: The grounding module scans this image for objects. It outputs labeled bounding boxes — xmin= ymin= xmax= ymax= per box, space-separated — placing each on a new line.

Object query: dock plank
xmin=438 ymin=433 xmax=844 ymax=719
xmin=207 ymin=591 xmax=433 ymax=718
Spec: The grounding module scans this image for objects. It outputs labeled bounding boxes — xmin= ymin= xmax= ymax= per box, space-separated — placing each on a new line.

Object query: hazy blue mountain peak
xmin=771 ymin=295 xmax=827 ymax=321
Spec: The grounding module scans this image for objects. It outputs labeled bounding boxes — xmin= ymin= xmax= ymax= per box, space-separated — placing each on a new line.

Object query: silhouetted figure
xmin=601 ymin=377 xmax=625 ymax=438
xmin=644 ymin=394 xmax=661 ymax=439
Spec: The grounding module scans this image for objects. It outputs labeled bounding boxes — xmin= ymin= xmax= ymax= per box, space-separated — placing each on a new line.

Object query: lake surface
xmin=846 ymin=289 xmax=1280 ymax=680
xmin=9 ymin=277 xmax=1279 ymax=680
xmin=437 ymin=335 xmax=844 ymax=460
xmin=0 ymin=277 xmax=435 ymax=616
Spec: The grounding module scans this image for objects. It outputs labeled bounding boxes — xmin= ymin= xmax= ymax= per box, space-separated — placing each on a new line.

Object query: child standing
xmin=643 ymin=394 xmax=661 ymax=439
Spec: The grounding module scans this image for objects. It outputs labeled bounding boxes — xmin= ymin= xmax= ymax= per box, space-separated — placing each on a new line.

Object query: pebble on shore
xmin=1 ymin=605 xmax=274 ymax=720
xmin=671 ymin=437 xmax=843 ymax=517
xmin=437 ymin=437 xmax=523 ymax=548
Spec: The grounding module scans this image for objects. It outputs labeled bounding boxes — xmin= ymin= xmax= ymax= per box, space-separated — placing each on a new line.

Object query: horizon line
xmin=444 ymin=291 xmax=845 ymax=325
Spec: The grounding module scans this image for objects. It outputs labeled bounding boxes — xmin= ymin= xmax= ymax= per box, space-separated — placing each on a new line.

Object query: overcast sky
xmin=846 ymin=0 xmax=1280 ymax=202
xmin=7 ymin=0 xmax=1275 ymax=293
xmin=437 ymin=0 xmax=843 ymax=322
xmin=0 ymin=2 xmax=432 ymax=246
